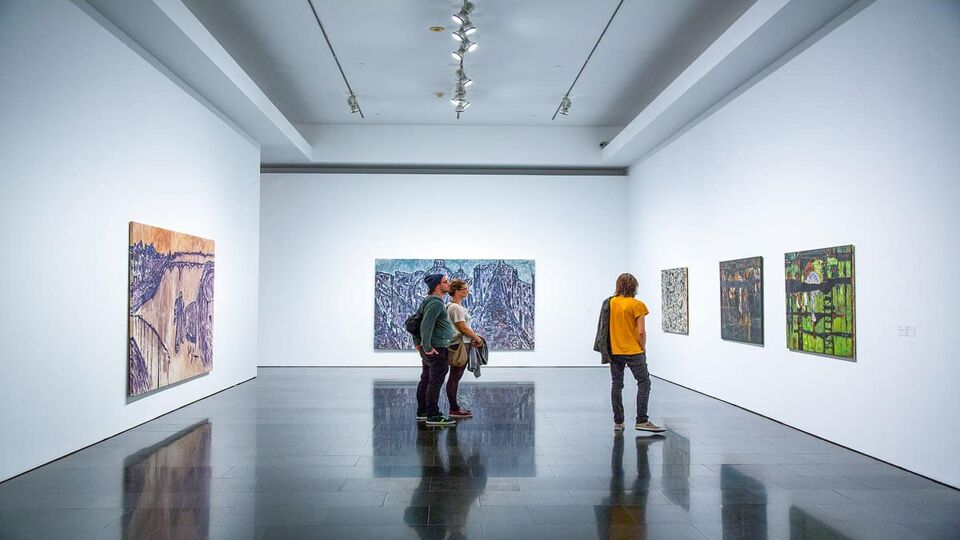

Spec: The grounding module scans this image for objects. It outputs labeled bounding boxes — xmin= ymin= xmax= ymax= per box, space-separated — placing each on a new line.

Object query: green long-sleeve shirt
xmin=414 ymin=296 xmax=454 ymax=351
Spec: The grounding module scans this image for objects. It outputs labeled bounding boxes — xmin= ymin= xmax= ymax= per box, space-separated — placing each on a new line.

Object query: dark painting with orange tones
xmin=720 ymin=256 xmax=764 ymax=345
xmin=128 ymin=222 xmax=214 ymax=396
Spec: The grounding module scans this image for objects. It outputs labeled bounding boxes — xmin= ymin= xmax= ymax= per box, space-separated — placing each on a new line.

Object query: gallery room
xmin=1 ymin=0 xmax=958 ymax=538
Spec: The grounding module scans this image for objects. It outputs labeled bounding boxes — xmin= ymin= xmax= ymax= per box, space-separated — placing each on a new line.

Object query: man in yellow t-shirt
xmin=607 ymin=273 xmax=666 ymax=433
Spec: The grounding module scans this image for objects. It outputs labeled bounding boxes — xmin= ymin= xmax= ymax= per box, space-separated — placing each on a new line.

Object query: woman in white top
xmin=445 ymin=279 xmax=484 ymax=418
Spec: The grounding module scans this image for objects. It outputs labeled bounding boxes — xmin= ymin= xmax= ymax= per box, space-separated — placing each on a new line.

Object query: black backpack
xmin=404 ymin=309 xmax=422 ymax=339
xmin=404 ymin=297 xmax=438 ymax=339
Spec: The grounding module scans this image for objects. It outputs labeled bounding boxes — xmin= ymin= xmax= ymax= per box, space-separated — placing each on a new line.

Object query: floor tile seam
xmin=767 ymin=475 xmax=868 ymax=490
xmin=828 ymin=488 xmax=858 ymax=503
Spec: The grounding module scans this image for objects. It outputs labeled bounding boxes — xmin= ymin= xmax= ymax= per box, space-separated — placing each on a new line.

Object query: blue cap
xmin=424 ymin=274 xmax=444 ymax=292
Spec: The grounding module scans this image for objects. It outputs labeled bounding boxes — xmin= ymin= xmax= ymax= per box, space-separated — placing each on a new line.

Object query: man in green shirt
xmin=415 ymin=274 xmax=456 ymax=426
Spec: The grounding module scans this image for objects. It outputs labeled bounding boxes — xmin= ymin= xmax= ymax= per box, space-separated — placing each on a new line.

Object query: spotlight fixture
xmin=452 ymin=1 xmax=474 ymax=25
xmin=450 ymin=83 xmax=466 ymax=104
xmin=451 ymin=39 xmax=477 ymax=62
xmin=308 ymin=0 xmax=364 ymax=118
xmin=452 ymin=23 xmax=477 ymax=42
xmin=450 ymin=81 xmax=471 ymax=113
xmin=456 ymin=67 xmax=472 ymax=88
xmin=552 ymin=0 xmax=625 ymax=120
xmin=447 ymin=1 xmax=478 ymax=118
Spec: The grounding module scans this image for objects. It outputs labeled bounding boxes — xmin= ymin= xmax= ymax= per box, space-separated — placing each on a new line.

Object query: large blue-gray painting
xmin=375 ymin=259 xmax=535 ymax=350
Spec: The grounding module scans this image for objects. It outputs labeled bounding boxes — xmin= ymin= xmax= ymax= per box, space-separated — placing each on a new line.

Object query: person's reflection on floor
xmin=405 ymin=424 xmax=485 ymax=538
xmin=405 ymin=422 xmax=440 ymax=538
xmin=440 ymin=427 xmax=486 ymax=538
xmin=597 ymin=432 xmax=664 ymax=538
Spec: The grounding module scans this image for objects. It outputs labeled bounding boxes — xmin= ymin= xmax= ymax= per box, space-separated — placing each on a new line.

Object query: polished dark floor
xmin=1 ymin=368 xmax=958 ymax=540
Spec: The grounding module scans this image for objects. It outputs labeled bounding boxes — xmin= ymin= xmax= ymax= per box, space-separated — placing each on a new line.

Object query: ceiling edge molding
xmin=260 ymin=165 xmax=628 ymax=176
xmin=81 ymin=0 xmax=312 ymax=159
xmin=603 ymin=0 xmax=863 ymax=168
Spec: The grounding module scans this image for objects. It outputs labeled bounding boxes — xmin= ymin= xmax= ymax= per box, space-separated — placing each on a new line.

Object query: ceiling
xmin=182 ymin=0 xmax=756 ymax=127
xmin=83 ymin=0 xmax=860 ymax=166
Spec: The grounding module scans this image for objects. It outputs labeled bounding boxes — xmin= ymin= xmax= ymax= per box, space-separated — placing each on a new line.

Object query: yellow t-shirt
xmin=609 ymin=296 xmax=649 ymax=355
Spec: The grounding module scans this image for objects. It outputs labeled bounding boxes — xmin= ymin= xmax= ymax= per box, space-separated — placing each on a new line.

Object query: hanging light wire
xmin=307 ymin=0 xmax=364 ymax=118
xmin=552 ymin=0 xmax=625 ymax=120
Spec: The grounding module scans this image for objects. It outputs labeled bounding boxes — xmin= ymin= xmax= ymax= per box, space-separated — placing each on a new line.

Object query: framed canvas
xmin=375 ymin=259 xmax=535 ymax=350
xmin=661 ymin=267 xmax=689 ymax=334
xmin=128 ymin=222 xmax=214 ymax=396
xmin=719 ymin=256 xmax=763 ymax=345
xmin=784 ymin=245 xmax=855 ymax=359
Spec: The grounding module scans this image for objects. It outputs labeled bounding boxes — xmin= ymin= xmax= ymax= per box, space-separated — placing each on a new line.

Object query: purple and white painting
xmin=128 ymin=222 xmax=214 ymax=396
xmin=375 ymin=259 xmax=535 ymax=350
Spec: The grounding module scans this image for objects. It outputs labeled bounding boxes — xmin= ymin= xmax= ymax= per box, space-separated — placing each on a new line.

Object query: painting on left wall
xmin=128 ymin=222 xmax=215 ymax=396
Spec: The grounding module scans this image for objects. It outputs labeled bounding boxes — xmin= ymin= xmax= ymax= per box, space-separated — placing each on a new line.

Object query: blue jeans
xmin=610 ymin=353 xmax=650 ymax=424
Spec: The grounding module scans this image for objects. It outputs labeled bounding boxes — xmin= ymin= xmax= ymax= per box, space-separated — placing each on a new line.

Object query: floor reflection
xmin=662 ymin=431 xmax=691 ymax=510
xmin=122 ymin=420 xmax=212 ymax=539
xmin=596 ymin=433 xmax=665 ymax=537
xmin=372 ymin=381 xmax=536 ymax=477
xmin=405 ymin=425 xmax=486 ymax=538
xmin=721 ymin=465 xmax=767 ymax=540
xmin=790 ymin=505 xmax=853 ymax=539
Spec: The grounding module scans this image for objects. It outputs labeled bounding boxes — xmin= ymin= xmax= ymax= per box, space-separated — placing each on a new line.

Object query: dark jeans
xmin=417 ymin=348 xmax=450 ymax=417
xmin=446 ymin=364 xmax=467 ymax=410
xmin=610 ymin=353 xmax=651 ymax=424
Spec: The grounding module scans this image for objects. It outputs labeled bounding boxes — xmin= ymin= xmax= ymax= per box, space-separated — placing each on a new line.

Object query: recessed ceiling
xmin=182 ymin=0 xmax=757 ymax=127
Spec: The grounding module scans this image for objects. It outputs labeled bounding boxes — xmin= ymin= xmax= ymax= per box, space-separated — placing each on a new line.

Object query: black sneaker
xmin=425 ymin=415 xmax=456 ymax=427
xmin=416 ymin=414 xmax=427 ymax=422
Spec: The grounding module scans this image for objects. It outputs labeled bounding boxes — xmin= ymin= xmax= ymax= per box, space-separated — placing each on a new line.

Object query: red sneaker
xmin=449 ymin=409 xmax=473 ymax=418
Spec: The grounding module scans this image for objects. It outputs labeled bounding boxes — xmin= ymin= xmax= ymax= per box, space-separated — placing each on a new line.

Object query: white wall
xmin=259 ymin=173 xmax=628 ymax=366
xmin=0 ymin=1 xmax=261 ymax=482
xmin=298 ymin=125 xmax=621 ymax=167
xmin=627 ymin=0 xmax=960 ymax=487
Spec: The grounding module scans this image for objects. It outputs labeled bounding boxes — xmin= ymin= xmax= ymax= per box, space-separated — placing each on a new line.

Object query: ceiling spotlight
xmin=451 ymin=39 xmax=476 ymax=61
xmin=451 ymin=82 xmax=470 ymax=113
xmin=452 ymin=1 xmax=474 ymax=25
xmin=456 ymin=68 xmax=472 ymax=87
xmin=559 ymin=96 xmax=571 ymax=115
xmin=452 ymin=23 xmax=476 ymax=42
xmin=347 ymin=94 xmax=360 ymax=114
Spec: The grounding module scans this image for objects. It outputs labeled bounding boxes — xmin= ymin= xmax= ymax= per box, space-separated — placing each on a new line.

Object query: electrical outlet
xmin=898 ymin=325 xmax=917 ymax=338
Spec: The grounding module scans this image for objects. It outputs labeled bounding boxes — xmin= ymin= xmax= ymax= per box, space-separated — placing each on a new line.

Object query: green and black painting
xmin=784 ymin=245 xmax=855 ymax=359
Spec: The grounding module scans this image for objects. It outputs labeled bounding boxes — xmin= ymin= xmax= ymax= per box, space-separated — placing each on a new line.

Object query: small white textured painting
xmin=661 ymin=267 xmax=689 ymax=334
